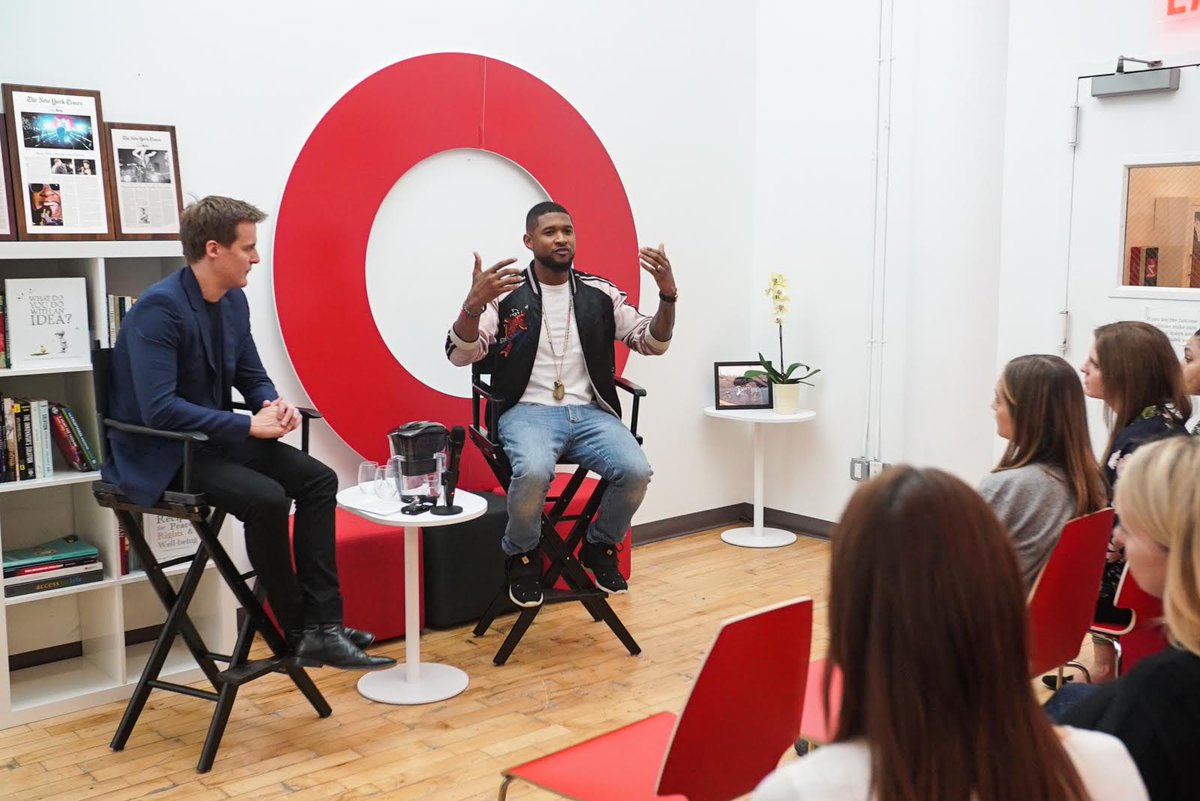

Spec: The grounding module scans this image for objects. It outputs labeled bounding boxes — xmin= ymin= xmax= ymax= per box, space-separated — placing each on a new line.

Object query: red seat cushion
xmin=495 ymin=473 xmax=632 ymax=589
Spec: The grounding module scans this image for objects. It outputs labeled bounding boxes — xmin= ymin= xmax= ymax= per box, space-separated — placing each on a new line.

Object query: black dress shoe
xmin=342 ymin=625 xmax=375 ymax=649
xmin=293 ymin=624 xmax=395 ymax=670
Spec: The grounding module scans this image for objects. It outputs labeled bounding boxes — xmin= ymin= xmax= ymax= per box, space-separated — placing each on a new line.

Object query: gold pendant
xmin=553 ymin=380 xmax=565 ymax=401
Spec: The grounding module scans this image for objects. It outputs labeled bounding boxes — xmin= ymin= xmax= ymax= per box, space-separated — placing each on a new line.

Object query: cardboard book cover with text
xmin=143 ymin=514 xmax=200 ymax=563
xmin=4 ymin=277 xmax=90 ymax=370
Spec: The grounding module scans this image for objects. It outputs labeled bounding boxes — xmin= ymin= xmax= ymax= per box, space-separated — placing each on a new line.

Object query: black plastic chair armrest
xmin=613 ymin=376 xmax=647 ymax=441
xmin=104 ymin=418 xmax=208 ymax=491
xmin=103 ymin=418 xmax=209 ymax=443
xmin=614 ymin=376 xmax=648 ymax=398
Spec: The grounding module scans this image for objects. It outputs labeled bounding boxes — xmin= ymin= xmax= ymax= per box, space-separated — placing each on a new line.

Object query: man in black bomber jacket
xmin=445 ymin=201 xmax=677 ymax=607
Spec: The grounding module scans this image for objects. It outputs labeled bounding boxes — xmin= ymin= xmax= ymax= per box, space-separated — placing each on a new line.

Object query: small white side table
xmin=336 ymin=486 xmax=487 ymax=704
xmin=703 ymin=405 xmax=817 ymax=548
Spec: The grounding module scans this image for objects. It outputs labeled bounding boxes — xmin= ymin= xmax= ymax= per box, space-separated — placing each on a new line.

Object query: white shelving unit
xmin=0 ymin=241 xmax=237 ymax=728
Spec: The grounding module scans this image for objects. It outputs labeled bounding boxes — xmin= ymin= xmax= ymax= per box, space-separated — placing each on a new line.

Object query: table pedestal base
xmin=356 ymin=663 xmax=469 ymax=705
xmin=720 ymin=526 xmax=798 ymax=549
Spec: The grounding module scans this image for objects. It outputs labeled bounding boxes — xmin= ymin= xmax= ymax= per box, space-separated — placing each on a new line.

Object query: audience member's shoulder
xmin=752 ymin=741 xmax=871 ymax=801
xmin=1119 ymin=646 xmax=1200 ymax=697
xmin=1059 ymin=726 xmax=1150 ymax=801
xmin=978 ymin=463 xmax=1058 ymax=495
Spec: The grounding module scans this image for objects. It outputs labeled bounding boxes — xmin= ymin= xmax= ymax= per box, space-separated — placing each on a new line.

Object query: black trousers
xmin=187 ymin=438 xmax=343 ymax=631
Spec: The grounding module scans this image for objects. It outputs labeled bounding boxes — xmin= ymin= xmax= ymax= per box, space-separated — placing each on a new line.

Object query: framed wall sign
xmin=713 ymin=361 xmax=773 ymax=410
xmin=0 ymin=115 xmax=15 ymax=241
xmin=2 ymin=84 xmax=115 ymax=240
xmin=105 ymin=122 xmax=183 ymax=239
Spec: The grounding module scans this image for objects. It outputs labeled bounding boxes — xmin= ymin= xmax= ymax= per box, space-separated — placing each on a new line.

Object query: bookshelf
xmin=0 ymin=241 xmax=237 ymax=728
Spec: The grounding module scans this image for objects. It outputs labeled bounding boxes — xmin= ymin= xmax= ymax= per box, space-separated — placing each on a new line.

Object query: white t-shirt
xmin=751 ymin=727 xmax=1148 ymax=801
xmin=518 ymin=281 xmax=593 ymax=406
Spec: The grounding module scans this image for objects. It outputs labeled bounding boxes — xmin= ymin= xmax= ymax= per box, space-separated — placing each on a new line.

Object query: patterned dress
xmin=1096 ymin=405 xmax=1189 ymax=625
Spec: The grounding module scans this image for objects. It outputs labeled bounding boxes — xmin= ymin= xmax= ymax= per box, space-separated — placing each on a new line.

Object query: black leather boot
xmin=293 ymin=624 xmax=395 ymax=670
xmin=341 ymin=625 xmax=375 ymax=649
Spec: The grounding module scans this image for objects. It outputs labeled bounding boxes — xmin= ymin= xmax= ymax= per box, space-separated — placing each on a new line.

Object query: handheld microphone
xmin=430 ymin=425 xmax=465 ymax=515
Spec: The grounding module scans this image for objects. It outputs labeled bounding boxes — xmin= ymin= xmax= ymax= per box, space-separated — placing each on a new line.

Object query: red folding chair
xmin=798 ymin=657 xmax=841 ymax=749
xmin=498 ymin=597 xmax=814 ymax=801
xmin=1027 ymin=509 xmax=1114 ymax=684
xmin=1091 ymin=564 xmax=1169 ymax=676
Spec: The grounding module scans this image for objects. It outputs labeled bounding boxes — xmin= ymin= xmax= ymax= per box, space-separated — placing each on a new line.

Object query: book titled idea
xmin=4 ymin=277 xmax=90 ymax=370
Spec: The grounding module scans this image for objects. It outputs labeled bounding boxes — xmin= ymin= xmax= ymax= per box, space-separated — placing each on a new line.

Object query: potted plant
xmin=745 ymin=273 xmax=819 ymax=414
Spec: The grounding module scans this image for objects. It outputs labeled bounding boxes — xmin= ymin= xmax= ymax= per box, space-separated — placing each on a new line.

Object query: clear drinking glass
xmin=377 ymin=458 xmax=400 ymax=501
xmin=357 ymin=461 xmax=379 ymax=497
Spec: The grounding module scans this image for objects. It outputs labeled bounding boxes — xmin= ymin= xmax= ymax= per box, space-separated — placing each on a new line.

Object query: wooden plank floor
xmin=0 ymin=529 xmax=834 ymax=800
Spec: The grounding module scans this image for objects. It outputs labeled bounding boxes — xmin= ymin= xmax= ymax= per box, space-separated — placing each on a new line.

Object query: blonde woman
xmin=1057 ymin=437 xmax=1200 ymax=800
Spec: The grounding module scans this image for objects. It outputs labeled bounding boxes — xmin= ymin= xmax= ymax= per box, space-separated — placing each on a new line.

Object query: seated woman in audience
xmin=1180 ymin=328 xmax=1200 ymax=431
xmin=752 ymin=466 xmax=1147 ymax=801
xmin=980 ymin=354 xmax=1108 ymax=590
xmin=1081 ymin=321 xmax=1190 ymax=681
xmin=1061 ymin=436 xmax=1200 ymax=801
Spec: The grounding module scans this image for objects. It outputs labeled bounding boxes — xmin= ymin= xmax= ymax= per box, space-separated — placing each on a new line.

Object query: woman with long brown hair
xmin=753 ymin=467 xmax=1146 ymax=801
xmin=981 ymin=354 xmax=1108 ymax=589
xmin=1081 ymin=321 xmax=1190 ymax=681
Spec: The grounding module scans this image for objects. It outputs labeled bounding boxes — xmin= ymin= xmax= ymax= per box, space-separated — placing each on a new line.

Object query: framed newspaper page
xmin=106 ymin=122 xmax=183 ymax=239
xmin=2 ymin=84 xmax=115 ymax=240
xmin=0 ymin=115 xmax=16 ymax=241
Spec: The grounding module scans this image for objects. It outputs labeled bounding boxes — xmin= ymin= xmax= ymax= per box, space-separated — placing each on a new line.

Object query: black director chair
xmin=469 ymin=357 xmax=644 ymax=666
xmin=90 ymin=349 xmax=330 ymax=773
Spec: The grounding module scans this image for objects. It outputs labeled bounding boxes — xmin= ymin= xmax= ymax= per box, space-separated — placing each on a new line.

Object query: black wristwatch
xmin=659 ymin=290 xmax=678 ymax=303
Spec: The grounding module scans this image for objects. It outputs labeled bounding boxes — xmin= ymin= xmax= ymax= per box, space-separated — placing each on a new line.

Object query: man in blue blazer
xmin=103 ymin=195 xmax=392 ymax=670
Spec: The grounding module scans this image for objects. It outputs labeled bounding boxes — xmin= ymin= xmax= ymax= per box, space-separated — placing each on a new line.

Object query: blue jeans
xmin=498 ymin=403 xmax=652 ymax=555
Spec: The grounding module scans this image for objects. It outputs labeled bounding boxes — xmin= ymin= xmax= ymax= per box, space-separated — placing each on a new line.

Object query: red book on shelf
xmin=48 ymin=404 xmax=88 ymax=472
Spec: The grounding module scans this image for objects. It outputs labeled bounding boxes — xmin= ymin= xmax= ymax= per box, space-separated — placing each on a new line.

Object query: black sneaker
xmin=505 ymin=550 xmax=544 ymax=608
xmin=580 ymin=540 xmax=628 ymax=594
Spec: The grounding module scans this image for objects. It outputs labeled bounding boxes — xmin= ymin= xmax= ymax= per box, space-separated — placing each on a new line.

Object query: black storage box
xmin=422 ymin=490 xmax=516 ymax=628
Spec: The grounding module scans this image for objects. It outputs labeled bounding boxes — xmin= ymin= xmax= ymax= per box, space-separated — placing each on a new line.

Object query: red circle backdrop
xmin=274 ymin=53 xmax=637 ymax=483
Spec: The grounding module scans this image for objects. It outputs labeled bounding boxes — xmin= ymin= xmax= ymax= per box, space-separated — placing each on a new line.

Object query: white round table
xmin=336 ymin=486 xmax=487 ymax=704
xmin=703 ymin=406 xmax=817 ymax=548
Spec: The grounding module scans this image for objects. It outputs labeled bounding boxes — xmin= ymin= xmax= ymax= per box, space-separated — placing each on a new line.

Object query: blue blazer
xmin=101 ymin=267 xmax=278 ymax=506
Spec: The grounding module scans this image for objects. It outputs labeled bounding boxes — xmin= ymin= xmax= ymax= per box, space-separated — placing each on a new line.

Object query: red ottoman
xmin=288 ymin=507 xmax=422 ymax=643
xmin=495 ymin=473 xmax=632 ymax=589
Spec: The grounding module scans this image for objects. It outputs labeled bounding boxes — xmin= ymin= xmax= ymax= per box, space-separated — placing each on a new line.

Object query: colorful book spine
xmin=58 ymin=403 xmax=100 ymax=470
xmin=4 ymin=564 xmax=103 ymax=597
xmin=48 ymin=404 xmax=88 ymax=471
xmin=29 ymin=399 xmax=44 ymax=479
xmin=4 ymin=555 xmax=97 ymax=578
xmin=12 ymin=400 xmax=31 ymax=481
xmin=38 ymin=400 xmax=52 ymax=476
xmin=2 ymin=398 xmax=14 ymax=482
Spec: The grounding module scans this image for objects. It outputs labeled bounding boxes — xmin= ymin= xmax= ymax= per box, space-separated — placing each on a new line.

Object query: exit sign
xmin=1167 ymin=0 xmax=1200 ymax=19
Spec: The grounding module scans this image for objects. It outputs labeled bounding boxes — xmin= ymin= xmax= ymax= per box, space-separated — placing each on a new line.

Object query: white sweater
xmin=752 ymin=727 xmax=1147 ymax=801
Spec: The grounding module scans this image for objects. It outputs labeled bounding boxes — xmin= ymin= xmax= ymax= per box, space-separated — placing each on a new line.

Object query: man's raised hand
xmin=466 ymin=252 xmax=522 ymax=311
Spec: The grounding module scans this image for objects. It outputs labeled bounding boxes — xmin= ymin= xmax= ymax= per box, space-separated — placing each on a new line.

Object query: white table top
xmin=336 ymin=486 xmax=488 ymax=527
xmin=703 ymin=405 xmax=817 ymax=424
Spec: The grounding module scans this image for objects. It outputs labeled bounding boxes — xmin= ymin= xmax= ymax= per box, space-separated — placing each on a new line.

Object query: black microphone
xmin=431 ymin=425 xmax=465 ymax=515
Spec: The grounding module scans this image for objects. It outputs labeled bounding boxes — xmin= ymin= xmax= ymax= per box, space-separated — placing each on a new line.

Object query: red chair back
xmin=799 ymin=657 xmax=842 ymax=746
xmin=1098 ymin=565 xmax=1169 ymax=672
xmin=657 ymin=597 xmax=813 ymax=801
xmin=1027 ymin=508 xmax=1114 ymax=677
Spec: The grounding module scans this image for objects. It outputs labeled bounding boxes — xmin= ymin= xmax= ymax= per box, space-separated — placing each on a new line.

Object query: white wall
xmin=9 ymin=1 xmax=1186 ymax=531
xmin=998 ymin=2 xmax=1200 ymax=361
xmin=0 ymin=0 xmax=760 ymax=525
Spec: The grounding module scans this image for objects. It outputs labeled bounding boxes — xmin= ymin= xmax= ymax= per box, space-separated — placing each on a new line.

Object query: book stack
xmin=0 ymin=397 xmax=99 ymax=481
xmin=107 ymin=294 xmax=137 ymax=347
xmin=3 ymin=534 xmax=103 ymax=597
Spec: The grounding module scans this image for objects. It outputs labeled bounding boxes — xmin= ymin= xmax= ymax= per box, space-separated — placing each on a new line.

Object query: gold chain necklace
xmin=543 ymin=289 xmax=574 ymax=401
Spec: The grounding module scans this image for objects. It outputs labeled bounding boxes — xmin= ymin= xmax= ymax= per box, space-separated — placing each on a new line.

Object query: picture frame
xmin=0 ymin=115 xmax=16 ymax=241
xmin=105 ymin=122 xmax=183 ymax=239
xmin=713 ymin=361 xmax=773 ymax=410
xmin=2 ymin=84 xmax=115 ymax=240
